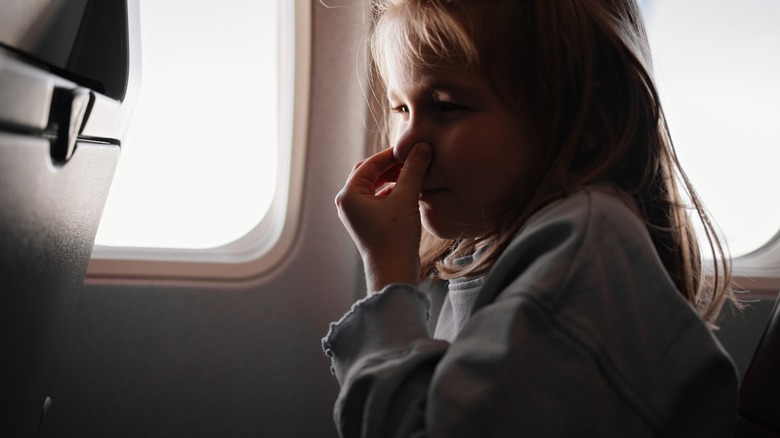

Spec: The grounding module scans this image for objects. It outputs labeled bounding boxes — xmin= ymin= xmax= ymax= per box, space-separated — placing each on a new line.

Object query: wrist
xmin=362 ymin=253 xmax=420 ymax=293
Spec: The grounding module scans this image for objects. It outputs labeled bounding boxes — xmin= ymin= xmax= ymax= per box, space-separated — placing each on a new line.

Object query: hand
xmin=335 ymin=143 xmax=433 ymax=293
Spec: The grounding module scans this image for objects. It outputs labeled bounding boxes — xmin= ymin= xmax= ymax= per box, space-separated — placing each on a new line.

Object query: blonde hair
xmin=367 ymin=0 xmax=734 ymax=325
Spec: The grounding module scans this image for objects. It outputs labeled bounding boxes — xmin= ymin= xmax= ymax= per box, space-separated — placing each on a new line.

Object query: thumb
xmin=393 ymin=143 xmax=432 ymax=198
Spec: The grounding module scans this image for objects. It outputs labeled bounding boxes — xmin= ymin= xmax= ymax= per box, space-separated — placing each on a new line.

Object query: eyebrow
xmin=387 ymin=81 xmax=478 ymax=102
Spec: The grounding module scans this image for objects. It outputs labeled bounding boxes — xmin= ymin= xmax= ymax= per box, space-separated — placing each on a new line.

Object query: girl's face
xmin=387 ymin=54 xmax=541 ymax=240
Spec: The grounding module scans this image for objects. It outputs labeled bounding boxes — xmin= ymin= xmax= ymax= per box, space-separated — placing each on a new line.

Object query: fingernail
xmin=415 ymin=143 xmax=432 ymax=159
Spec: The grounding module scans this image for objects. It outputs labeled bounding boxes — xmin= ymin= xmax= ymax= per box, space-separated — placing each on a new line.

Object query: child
xmin=323 ymin=0 xmax=739 ymax=436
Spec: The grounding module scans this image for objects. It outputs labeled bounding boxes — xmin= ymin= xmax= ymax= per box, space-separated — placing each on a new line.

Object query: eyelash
xmin=390 ymin=101 xmax=463 ymax=115
xmin=435 ymin=100 xmax=460 ymax=111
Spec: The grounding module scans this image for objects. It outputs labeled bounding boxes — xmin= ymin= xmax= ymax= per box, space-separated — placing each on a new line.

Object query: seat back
xmin=0 ymin=0 xmax=136 ymax=434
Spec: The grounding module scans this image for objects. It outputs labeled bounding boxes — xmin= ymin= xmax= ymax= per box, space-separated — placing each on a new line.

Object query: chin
xmin=421 ymin=212 xmax=481 ymax=241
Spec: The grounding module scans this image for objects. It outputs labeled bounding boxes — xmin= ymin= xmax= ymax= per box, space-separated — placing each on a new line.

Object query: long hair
xmin=367 ymin=0 xmax=734 ymax=325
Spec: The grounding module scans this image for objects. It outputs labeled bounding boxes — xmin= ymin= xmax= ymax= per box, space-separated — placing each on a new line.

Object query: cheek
xmin=433 ymin=117 xmax=538 ymax=188
xmin=465 ymin=133 xmax=535 ymax=198
xmin=456 ymin=134 xmax=524 ymax=176
xmin=427 ymin=148 xmax=476 ymax=189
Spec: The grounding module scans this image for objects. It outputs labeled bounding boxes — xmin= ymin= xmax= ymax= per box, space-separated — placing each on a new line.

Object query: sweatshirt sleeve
xmin=321 ymin=190 xmax=738 ymax=438
xmin=322 ymin=284 xmax=451 ymax=437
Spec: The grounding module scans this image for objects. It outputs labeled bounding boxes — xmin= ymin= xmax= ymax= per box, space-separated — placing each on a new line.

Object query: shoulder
xmin=476 ymin=186 xmax=656 ymax=306
xmin=524 ymin=185 xmax=648 ymax=243
xmin=500 ymin=184 xmax=676 ymax=303
xmin=523 ymin=185 xmax=662 ymax=283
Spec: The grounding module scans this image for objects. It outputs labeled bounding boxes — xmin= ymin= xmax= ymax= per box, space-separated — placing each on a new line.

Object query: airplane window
xmin=88 ymin=0 xmax=309 ymax=278
xmin=95 ymin=0 xmax=278 ymax=249
xmin=642 ymin=0 xmax=780 ymax=258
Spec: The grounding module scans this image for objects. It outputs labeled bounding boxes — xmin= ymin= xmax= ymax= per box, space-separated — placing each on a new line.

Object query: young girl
xmin=324 ymin=0 xmax=739 ymax=436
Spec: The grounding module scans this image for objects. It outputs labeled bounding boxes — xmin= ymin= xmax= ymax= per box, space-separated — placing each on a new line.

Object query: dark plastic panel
xmin=0 ymin=2 xmax=131 ymax=432
xmin=0 ymin=135 xmax=119 ymax=435
xmin=0 ymin=0 xmax=129 ymax=100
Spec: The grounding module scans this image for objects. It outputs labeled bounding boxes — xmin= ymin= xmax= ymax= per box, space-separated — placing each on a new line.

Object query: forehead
xmin=384 ymin=54 xmax=487 ymax=99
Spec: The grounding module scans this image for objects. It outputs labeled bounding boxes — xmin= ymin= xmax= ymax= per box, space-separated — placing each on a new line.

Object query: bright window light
xmin=643 ymin=0 xmax=780 ymax=258
xmin=94 ymin=0 xmax=279 ymax=249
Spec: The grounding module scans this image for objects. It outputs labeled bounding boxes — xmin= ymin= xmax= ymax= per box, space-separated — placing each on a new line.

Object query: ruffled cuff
xmin=322 ymin=284 xmax=431 ymax=382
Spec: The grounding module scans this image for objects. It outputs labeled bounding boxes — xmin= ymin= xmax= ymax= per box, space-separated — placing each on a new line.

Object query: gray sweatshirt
xmin=323 ymin=187 xmax=738 ymax=437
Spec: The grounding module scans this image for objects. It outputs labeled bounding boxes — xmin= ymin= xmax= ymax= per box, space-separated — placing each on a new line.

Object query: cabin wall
xmin=716 ymin=291 xmax=779 ymax=381
xmin=40 ymin=2 xmax=368 ymax=437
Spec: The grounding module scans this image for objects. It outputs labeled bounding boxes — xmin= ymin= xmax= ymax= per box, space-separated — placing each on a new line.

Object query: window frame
xmin=731 ymin=234 xmax=780 ymax=292
xmin=86 ymin=0 xmax=311 ymax=280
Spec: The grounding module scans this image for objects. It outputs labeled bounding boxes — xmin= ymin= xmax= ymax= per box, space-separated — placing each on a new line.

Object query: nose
xmin=392 ymin=118 xmax=428 ymax=164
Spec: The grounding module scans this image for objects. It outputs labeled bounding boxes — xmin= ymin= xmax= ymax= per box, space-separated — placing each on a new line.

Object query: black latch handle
xmin=48 ymin=87 xmax=93 ymax=163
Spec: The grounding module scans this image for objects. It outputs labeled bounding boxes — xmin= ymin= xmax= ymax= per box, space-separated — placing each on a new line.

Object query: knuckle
xmin=334 ymin=190 xmax=348 ymax=208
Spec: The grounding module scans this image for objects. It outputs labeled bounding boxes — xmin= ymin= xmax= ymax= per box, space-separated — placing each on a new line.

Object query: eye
xmin=432 ymin=96 xmax=465 ymax=113
xmin=391 ymin=104 xmax=409 ymax=114
xmin=436 ymin=100 xmax=461 ymax=111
